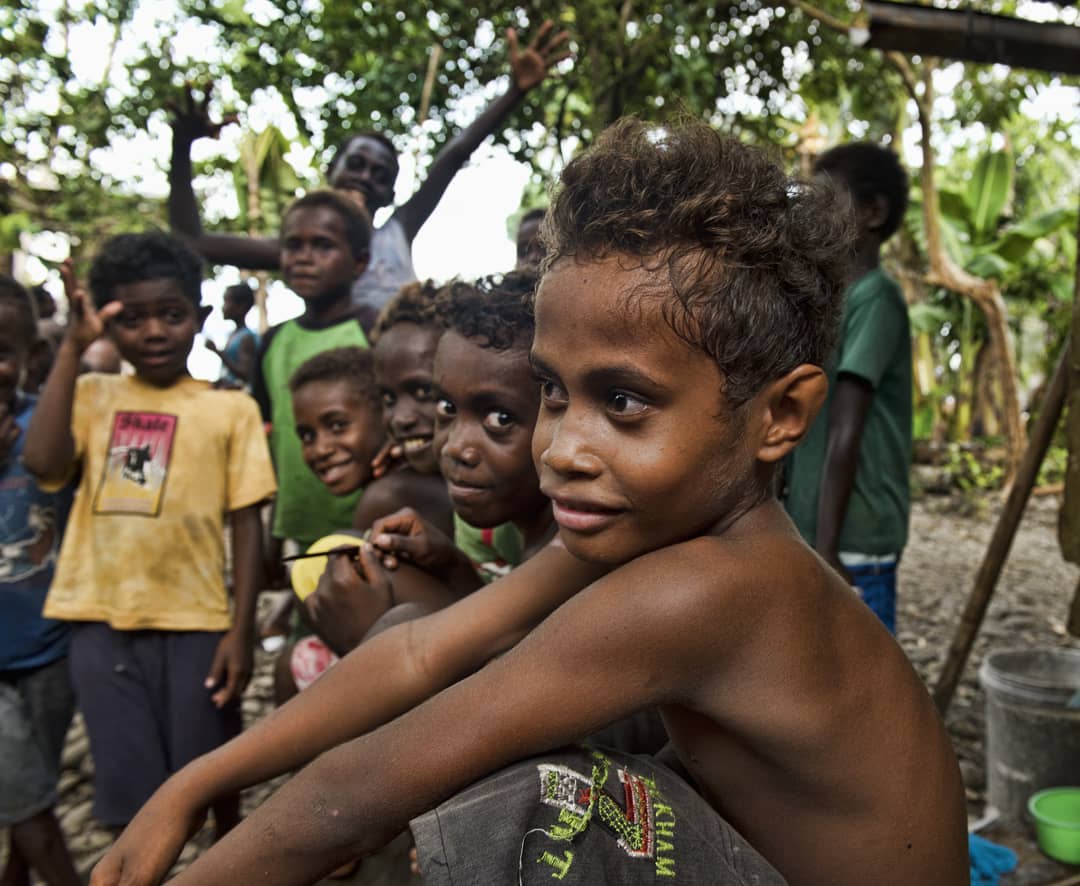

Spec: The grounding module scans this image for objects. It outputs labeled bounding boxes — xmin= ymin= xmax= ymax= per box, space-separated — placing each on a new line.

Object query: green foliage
xmin=943 ymin=442 xmax=1006 ymax=493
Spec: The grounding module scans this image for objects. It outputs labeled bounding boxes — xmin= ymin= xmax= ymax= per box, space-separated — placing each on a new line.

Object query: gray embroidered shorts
xmin=410 ymin=746 xmax=787 ymax=885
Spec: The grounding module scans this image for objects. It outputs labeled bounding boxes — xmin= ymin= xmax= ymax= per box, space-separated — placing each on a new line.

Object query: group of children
xmin=2 ymin=29 xmax=964 ymax=884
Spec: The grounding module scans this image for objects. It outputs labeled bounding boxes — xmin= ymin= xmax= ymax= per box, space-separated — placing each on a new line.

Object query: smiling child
xmin=24 ymin=233 xmax=276 ymax=838
xmin=93 ymin=121 xmax=966 ymax=886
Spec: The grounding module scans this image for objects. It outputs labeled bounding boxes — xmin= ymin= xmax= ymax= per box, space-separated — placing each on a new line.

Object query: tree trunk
xmin=896 ymin=57 xmax=1026 ymax=479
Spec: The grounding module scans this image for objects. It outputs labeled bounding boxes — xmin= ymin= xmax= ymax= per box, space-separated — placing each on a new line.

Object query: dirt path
xmin=24 ymin=492 xmax=1080 ymax=883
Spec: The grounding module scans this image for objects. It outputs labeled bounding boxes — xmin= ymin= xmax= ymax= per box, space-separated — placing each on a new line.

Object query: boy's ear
xmin=755 ymin=364 xmax=827 ymax=463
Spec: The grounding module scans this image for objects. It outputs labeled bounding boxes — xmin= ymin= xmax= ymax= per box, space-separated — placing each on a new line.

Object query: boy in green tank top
xmin=251 ymin=190 xmax=372 ymax=554
xmin=783 ymin=144 xmax=912 ymax=633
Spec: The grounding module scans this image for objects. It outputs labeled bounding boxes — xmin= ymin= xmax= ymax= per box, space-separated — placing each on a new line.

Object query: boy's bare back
xmin=644 ymin=508 xmax=968 ymax=884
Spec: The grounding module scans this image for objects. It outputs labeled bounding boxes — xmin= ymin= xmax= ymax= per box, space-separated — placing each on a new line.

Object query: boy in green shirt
xmin=784 ymin=143 xmax=912 ymax=633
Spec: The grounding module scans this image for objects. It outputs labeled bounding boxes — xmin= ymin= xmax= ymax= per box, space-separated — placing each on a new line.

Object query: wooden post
xmin=933 ymin=341 xmax=1070 ymax=714
xmin=1057 ymin=202 xmax=1080 ymax=567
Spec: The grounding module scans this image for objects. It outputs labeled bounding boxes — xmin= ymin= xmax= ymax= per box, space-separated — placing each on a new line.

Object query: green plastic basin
xmin=1029 ymin=787 xmax=1080 ymax=865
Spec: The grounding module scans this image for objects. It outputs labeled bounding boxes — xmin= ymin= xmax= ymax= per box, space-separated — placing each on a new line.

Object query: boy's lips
xmin=402 ymin=436 xmax=432 ymax=455
xmin=445 ymin=476 xmax=490 ymax=504
xmin=317 ymin=459 xmax=355 ymax=486
xmin=548 ymin=493 xmax=626 ymax=534
xmin=139 ymin=351 xmax=177 ymax=367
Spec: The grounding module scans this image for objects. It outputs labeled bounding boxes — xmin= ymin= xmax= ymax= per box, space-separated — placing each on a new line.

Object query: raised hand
xmin=165 ymin=82 xmax=239 ymax=145
xmin=60 ymin=260 xmax=121 ymax=354
xmin=508 ymin=20 xmax=572 ymax=92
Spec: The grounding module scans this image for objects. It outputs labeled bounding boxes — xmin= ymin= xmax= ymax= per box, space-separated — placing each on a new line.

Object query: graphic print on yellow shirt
xmin=94 ymin=412 xmax=177 ymax=516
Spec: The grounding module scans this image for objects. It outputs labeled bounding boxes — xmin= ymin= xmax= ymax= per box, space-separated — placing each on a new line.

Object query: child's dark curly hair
xmin=288 ymin=346 xmax=380 ymax=408
xmin=434 ymin=271 xmax=537 ymax=352
xmin=0 ymin=274 xmax=37 ymax=343
xmin=371 ymin=280 xmax=442 ymax=343
xmin=88 ymin=231 xmax=203 ymax=309
xmin=541 ymin=116 xmax=854 ymax=408
xmin=282 ymin=189 xmax=372 ymax=262
xmin=814 ymin=143 xmax=908 ymax=241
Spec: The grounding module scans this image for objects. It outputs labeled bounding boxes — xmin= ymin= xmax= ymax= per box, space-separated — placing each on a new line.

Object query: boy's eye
xmin=435 ymin=398 xmax=456 ymax=420
xmin=381 ymin=391 xmax=396 ymax=408
xmin=164 ymin=308 xmax=186 ymax=323
xmin=608 ymin=391 xmax=648 ymax=417
xmin=297 ymin=427 xmax=315 ymax=445
xmin=116 ymin=311 xmax=141 ymax=328
xmin=482 ymin=410 xmax=514 ymax=432
xmin=413 ymin=384 xmax=433 ymax=402
xmin=540 ymin=379 xmax=568 ymax=406
xmin=329 ymin=419 xmax=349 ymax=433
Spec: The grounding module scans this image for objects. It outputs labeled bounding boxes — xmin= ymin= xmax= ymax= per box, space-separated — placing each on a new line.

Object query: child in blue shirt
xmin=0 ymin=276 xmax=79 ymax=886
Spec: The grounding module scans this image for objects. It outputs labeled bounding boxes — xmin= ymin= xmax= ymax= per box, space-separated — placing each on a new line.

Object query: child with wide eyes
xmin=420 ymin=273 xmax=555 ymax=583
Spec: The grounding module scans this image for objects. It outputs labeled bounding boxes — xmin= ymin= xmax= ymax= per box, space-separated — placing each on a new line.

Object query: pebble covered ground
xmin=10 ymin=491 xmax=1080 ymax=884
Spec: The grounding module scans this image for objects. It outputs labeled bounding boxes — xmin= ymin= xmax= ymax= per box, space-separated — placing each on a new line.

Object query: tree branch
xmin=790 ymin=0 xmax=852 ymax=35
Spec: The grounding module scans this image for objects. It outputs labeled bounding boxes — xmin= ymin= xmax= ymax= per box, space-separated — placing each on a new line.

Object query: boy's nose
xmin=143 ymin=317 xmax=168 ymax=340
xmin=539 ymin=412 xmax=601 ymax=478
xmin=390 ymin=404 xmax=419 ymax=435
xmin=441 ymin=427 xmax=481 ymax=468
xmin=311 ymin=432 xmax=336 ymax=459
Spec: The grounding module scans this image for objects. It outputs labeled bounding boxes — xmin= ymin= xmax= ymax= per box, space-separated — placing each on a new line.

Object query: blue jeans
xmin=847 ymin=561 xmax=898 ymax=633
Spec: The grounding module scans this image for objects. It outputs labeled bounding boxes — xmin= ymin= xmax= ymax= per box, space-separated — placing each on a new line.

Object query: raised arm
xmin=90 ymin=540 xmax=606 ymax=886
xmin=394 ymin=21 xmax=570 ymax=243
xmin=167 ymin=87 xmax=281 ymax=270
xmin=23 ymin=262 xmax=121 ymax=483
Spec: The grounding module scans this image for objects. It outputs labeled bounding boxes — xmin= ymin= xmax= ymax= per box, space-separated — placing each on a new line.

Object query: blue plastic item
xmin=968 ymin=833 xmax=1018 ymax=886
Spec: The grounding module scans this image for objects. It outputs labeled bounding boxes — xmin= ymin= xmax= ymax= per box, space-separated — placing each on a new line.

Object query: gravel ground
xmin=12 ymin=491 xmax=1080 ymax=884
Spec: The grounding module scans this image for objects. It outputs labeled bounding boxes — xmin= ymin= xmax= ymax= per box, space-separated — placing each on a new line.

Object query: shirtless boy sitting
xmin=92 ymin=117 xmax=967 ymax=886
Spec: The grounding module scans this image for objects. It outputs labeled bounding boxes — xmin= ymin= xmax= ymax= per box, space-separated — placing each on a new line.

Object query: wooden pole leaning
xmin=933 ymin=341 xmax=1070 ymax=714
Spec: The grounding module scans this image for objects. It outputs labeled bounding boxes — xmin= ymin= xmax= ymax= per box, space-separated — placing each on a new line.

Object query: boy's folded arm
xmin=106 ymin=543 xmax=603 ymax=853
xmin=167 ymin=544 xmax=730 ymax=884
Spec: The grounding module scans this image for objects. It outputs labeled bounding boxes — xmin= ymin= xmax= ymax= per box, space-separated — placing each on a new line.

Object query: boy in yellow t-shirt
xmin=24 ymin=232 xmax=277 ymax=836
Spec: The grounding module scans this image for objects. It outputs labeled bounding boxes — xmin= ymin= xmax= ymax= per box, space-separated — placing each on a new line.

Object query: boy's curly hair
xmin=434 ymin=271 xmax=537 ymax=352
xmin=288 ymin=346 xmax=380 ymax=408
xmin=88 ymin=231 xmax=203 ymax=309
xmin=371 ymin=280 xmax=442 ymax=343
xmin=0 ymin=274 xmax=37 ymax=343
xmin=814 ymin=143 xmax=908 ymax=241
xmin=541 ymin=117 xmax=854 ymax=407
xmin=282 ymin=189 xmax=372 ymax=262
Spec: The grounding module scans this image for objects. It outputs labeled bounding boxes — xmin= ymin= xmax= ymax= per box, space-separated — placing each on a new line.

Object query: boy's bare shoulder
xmin=353 ymin=470 xmax=452 ymax=534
